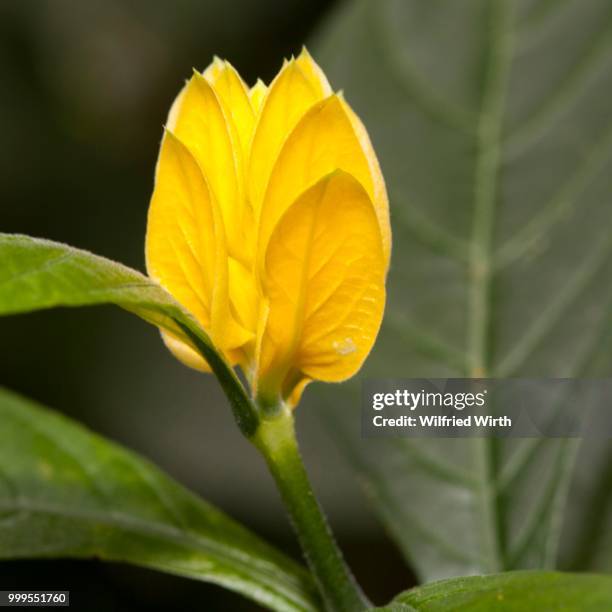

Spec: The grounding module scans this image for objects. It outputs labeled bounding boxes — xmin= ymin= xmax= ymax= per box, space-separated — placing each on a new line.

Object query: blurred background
xmin=0 ymin=0 xmax=409 ymax=609
xmin=3 ymin=0 xmax=612 ymax=609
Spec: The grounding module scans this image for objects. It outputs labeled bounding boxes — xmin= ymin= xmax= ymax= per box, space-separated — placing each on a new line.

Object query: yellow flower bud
xmin=146 ymin=48 xmax=390 ymax=407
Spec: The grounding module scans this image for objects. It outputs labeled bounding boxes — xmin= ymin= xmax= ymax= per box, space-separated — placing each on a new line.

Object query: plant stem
xmin=252 ymin=403 xmax=371 ymax=612
xmin=184 ymin=317 xmax=368 ymax=610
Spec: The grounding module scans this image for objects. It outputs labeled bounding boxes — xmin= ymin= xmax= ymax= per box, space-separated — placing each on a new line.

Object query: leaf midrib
xmin=466 ymin=0 xmax=514 ymax=573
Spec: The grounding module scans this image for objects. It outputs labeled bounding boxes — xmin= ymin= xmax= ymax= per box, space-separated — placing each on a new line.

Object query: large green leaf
xmin=375 ymin=571 xmax=612 ymax=611
xmin=0 ymin=387 xmax=320 ymax=611
xmin=0 ymin=233 xmax=258 ymax=434
xmin=313 ymin=0 xmax=612 ymax=580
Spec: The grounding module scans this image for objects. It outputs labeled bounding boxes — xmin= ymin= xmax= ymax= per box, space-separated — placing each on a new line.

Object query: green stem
xmin=252 ymin=403 xmax=371 ymax=612
xmin=180 ymin=318 xmax=368 ymax=609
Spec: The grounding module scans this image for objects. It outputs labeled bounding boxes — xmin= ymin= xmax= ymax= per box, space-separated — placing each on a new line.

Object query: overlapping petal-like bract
xmin=146 ymin=49 xmax=390 ymax=406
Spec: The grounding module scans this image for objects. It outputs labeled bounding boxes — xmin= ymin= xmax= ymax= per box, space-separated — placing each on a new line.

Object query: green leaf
xmin=313 ymin=0 xmax=612 ymax=580
xmin=0 ymin=233 xmax=258 ymax=435
xmin=0 ymin=387 xmax=320 ymax=612
xmin=374 ymin=571 xmax=612 ymax=612
xmin=0 ymin=234 xmax=192 ymax=339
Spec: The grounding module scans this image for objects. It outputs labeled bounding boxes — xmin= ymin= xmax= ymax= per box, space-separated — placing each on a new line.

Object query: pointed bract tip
xmin=191 ymin=69 xmax=212 ymax=87
xmin=161 ymin=125 xmax=178 ymax=140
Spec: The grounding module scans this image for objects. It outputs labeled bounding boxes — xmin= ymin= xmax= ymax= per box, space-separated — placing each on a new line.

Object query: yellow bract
xmin=146 ymin=48 xmax=390 ymax=406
